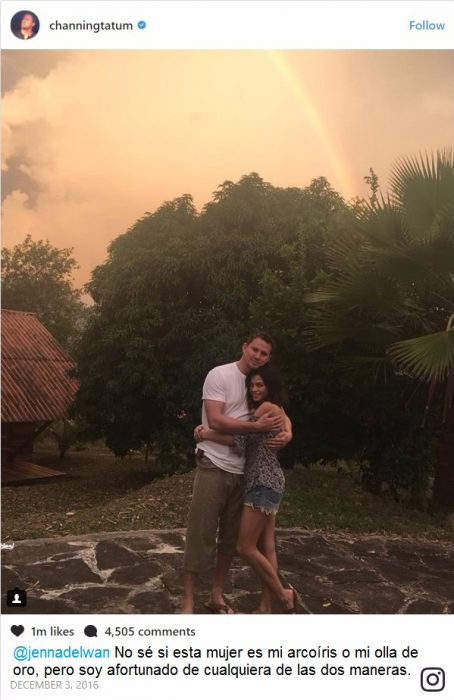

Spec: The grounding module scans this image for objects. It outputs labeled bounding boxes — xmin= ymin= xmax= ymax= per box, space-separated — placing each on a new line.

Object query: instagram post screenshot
xmin=1 ymin=1 xmax=453 ymax=698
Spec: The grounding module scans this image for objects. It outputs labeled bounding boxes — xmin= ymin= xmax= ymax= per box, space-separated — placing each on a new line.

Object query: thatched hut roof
xmin=1 ymin=310 xmax=78 ymax=423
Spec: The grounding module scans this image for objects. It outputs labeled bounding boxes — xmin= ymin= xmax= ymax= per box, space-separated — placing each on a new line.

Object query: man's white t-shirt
xmin=199 ymin=362 xmax=250 ymax=474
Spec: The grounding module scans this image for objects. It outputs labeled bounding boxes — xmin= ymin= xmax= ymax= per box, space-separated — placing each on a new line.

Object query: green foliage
xmin=74 ymin=157 xmax=452 ymax=509
xmin=49 ymin=418 xmax=88 ymax=459
xmin=3 ymin=444 xmax=450 ymax=540
xmin=1 ymin=235 xmax=86 ymax=348
xmin=389 ymin=327 xmax=454 ymax=382
xmin=307 ymin=150 xmax=454 ymax=502
xmin=75 ymin=174 xmax=349 ymax=464
xmin=249 ymin=194 xmax=362 ymax=467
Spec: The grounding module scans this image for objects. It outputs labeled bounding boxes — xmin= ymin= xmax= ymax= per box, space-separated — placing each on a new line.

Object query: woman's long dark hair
xmin=246 ymin=364 xmax=287 ymax=410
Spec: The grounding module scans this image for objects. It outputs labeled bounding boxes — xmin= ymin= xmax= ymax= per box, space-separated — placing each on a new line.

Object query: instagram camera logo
xmin=421 ymin=668 xmax=445 ymax=692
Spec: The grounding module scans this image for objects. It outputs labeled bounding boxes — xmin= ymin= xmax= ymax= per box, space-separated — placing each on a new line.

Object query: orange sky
xmin=2 ymin=50 xmax=453 ymax=289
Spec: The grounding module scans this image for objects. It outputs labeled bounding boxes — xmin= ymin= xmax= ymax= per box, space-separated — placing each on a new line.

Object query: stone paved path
xmin=2 ymin=529 xmax=453 ymax=614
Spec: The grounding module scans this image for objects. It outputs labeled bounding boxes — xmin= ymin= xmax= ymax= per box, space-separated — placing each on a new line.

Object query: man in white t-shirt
xmin=180 ymin=331 xmax=292 ymax=614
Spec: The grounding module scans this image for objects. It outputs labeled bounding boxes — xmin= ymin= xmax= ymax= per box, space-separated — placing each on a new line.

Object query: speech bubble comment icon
xmin=84 ymin=625 xmax=98 ymax=638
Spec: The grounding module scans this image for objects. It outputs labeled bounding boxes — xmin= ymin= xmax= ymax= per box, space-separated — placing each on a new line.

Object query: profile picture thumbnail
xmin=10 ymin=10 xmax=40 ymax=40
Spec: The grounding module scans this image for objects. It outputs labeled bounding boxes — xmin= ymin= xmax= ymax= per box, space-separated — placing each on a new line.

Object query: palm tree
xmin=307 ymin=150 xmax=454 ymax=508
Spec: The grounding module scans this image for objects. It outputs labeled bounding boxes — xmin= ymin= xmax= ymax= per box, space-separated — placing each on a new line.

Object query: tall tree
xmin=74 ymin=173 xmax=349 ymax=465
xmin=2 ymin=235 xmax=85 ymax=348
xmin=74 ymin=195 xmax=204 ymax=462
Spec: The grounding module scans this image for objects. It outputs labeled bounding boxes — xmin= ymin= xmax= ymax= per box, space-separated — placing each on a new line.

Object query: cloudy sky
xmin=2 ymin=50 xmax=453 ymax=288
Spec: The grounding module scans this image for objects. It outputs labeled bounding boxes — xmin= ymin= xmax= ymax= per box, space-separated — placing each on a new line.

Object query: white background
xmin=1 ymin=614 xmax=452 ymax=699
xmin=1 ymin=1 xmax=453 ymax=49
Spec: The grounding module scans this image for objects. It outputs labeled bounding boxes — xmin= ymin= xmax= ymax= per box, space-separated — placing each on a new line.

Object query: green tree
xmin=307 ymin=150 xmax=454 ymax=508
xmin=74 ymin=195 xmax=203 ymax=463
xmin=74 ymin=174 xmax=349 ymax=466
xmin=49 ymin=418 xmax=88 ymax=459
xmin=2 ymin=235 xmax=86 ymax=348
xmin=248 ymin=180 xmax=354 ymax=467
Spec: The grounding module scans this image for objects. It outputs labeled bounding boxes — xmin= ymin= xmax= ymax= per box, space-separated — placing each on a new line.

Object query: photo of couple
xmin=181 ymin=331 xmax=297 ymax=614
xmin=2 ymin=47 xmax=452 ymax=619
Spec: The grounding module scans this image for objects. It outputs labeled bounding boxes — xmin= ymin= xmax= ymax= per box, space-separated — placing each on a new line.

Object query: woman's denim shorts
xmin=244 ymin=486 xmax=283 ymax=515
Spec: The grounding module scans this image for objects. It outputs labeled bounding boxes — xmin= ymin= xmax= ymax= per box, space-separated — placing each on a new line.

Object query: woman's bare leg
xmin=237 ymin=506 xmax=294 ymax=611
xmin=254 ymin=514 xmax=278 ymax=612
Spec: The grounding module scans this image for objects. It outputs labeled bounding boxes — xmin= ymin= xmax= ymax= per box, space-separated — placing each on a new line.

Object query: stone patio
xmin=2 ymin=529 xmax=453 ymax=614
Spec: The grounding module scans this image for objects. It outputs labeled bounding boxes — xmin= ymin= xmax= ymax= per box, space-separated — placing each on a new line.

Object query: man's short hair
xmin=244 ymin=329 xmax=274 ymax=350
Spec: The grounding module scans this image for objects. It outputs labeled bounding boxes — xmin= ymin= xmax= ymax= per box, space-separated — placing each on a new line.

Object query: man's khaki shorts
xmin=183 ymin=453 xmax=244 ymax=574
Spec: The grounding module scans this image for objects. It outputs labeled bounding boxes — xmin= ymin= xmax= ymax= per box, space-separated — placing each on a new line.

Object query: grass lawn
xmin=2 ymin=443 xmax=451 ymax=541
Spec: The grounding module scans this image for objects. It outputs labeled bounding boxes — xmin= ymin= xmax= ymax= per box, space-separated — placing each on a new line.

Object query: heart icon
xmin=11 ymin=625 xmax=24 ymax=637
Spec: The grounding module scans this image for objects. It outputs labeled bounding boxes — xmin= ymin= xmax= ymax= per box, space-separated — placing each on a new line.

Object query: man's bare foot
xmin=205 ymin=597 xmax=234 ymax=614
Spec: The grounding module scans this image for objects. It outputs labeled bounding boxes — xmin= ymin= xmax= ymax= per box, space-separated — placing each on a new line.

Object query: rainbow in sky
xmin=268 ymin=50 xmax=356 ymax=199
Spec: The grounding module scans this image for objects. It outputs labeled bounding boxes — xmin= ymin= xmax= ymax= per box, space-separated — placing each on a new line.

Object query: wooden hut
xmin=1 ymin=309 xmax=79 ymax=483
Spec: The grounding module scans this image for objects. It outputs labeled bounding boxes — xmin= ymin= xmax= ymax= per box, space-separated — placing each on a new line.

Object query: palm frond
xmin=357 ymin=200 xmax=409 ymax=246
xmin=388 ymin=150 xmax=454 ymax=237
xmin=363 ymin=233 xmax=454 ymax=286
xmin=337 ymin=355 xmax=394 ymax=384
xmin=306 ymin=149 xmax=454 ymax=386
xmin=388 ymin=327 xmax=454 ymax=382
